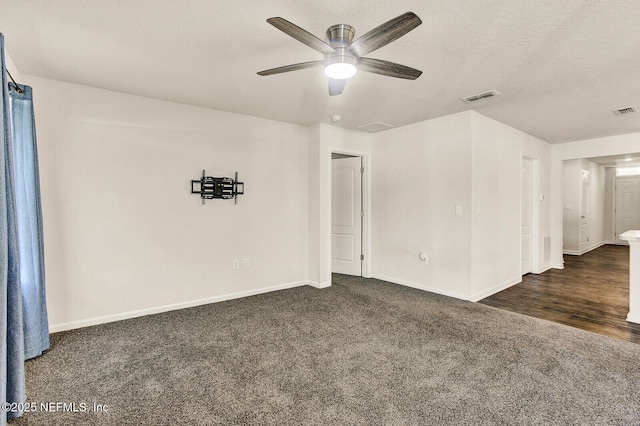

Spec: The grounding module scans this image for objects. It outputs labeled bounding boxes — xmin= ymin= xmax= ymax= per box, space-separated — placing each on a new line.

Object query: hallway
xmin=480 ymin=245 xmax=640 ymax=344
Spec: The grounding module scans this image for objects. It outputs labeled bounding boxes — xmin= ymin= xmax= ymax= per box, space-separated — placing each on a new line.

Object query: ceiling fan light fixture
xmin=258 ymin=12 xmax=423 ymax=94
xmin=324 ymin=55 xmax=357 ymax=79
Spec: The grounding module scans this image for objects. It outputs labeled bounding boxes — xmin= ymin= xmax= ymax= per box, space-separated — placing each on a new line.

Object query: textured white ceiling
xmin=589 ymin=153 xmax=640 ymax=167
xmin=2 ymin=0 xmax=640 ymax=143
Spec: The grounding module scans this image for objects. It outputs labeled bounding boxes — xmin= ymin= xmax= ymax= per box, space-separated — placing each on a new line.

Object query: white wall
xmin=550 ymin=132 xmax=640 ymax=267
xmin=372 ymin=111 xmax=551 ymax=301
xmin=562 ymin=159 xmax=606 ymax=254
xmin=18 ymin=72 xmax=556 ymax=329
xmin=470 ymin=113 xmax=523 ymax=299
xmin=4 ymin=48 xmax=20 ymax=81
xmin=470 ymin=113 xmax=551 ymax=297
xmin=372 ymin=113 xmax=472 ymax=299
xmin=562 ymin=159 xmax=582 ymax=253
xmin=604 ymin=167 xmax=616 ymax=243
xmin=26 ymin=76 xmax=311 ymax=331
xmin=522 ymin=130 xmax=553 ymax=272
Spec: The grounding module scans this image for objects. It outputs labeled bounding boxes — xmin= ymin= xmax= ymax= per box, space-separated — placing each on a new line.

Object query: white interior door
xmin=521 ymin=159 xmax=532 ymax=274
xmin=579 ymin=169 xmax=590 ymax=252
xmin=331 ymin=156 xmax=362 ymax=276
xmin=616 ymin=176 xmax=640 ymax=244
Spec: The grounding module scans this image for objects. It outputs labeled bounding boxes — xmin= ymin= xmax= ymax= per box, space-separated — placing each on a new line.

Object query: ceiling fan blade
xmin=257 ymin=60 xmax=324 ymax=76
xmin=328 ymin=78 xmax=346 ymax=96
xmin=267 ymin=17 xmax=336 ymax=55
xmin=347 ymin=12 xmax=422 ymax=57
xmin=358 ymin=57 xmax=422 ymax=80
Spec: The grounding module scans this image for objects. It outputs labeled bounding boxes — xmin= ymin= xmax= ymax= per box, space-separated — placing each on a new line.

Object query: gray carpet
xmin=9 ymin=274 xmax=640 ymax=425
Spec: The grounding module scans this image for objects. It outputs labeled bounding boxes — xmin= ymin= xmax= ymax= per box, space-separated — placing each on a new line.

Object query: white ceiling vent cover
xmin=461 ymin=90 xmax=501 ymax=103
xmin=358 ymin=122 xmax=395 ymax=132
xmin=613 ymin=106 xmax=638 ymax=116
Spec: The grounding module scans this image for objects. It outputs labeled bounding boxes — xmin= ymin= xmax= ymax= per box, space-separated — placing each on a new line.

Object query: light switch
xmin=455 ymin=205 xmax=463 ymax=216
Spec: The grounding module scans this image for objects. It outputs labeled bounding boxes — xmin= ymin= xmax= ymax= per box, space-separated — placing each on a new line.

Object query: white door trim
xmin=328 ymin=148 xmax=371 ymax=278
xmin=523 ymin=156 xmax=541 ymax=273
xmin=331 ymin=156 xmax=363 ymax=275
xmin=579 ymin=169 xmax=590 ymax=252
xmin=521 ymin=157 xmax=533 ymax=275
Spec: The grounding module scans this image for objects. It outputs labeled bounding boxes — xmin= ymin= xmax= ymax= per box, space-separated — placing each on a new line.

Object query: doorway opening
xmin=614 ymin=174 xmax=640 ymax=244
xmin=579 ymin=169 xmax=591 ymax=252
xmin=331 ymin=153 xmax=363 ymax=276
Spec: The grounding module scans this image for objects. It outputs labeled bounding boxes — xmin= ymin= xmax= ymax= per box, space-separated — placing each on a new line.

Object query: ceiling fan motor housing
xmin=326 ymin=24 xmax=355 ymax=47
xmin=325 ymin=24 xmax=357 ymax=78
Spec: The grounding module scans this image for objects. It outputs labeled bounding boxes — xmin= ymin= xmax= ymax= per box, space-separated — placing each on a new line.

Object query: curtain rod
xmin=5 ymin=67 xmax=23 ymax=93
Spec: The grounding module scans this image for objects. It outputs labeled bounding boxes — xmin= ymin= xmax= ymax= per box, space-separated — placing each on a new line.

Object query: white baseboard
xmin=626 ymin=312 xmax=640 ymax=324
xmin=532 ymin=264 xmax=553 ymax=274
xmin=550 ymin=262 xmax=564 ymax=269
xmin=49 ymin=280 xmax=310 ymax=333
xmin=469 ymin=277 xmax=522 ymax=302
xmin=587 ymin=241 xmax=607 ymax=252
xmin=308 ymin=281 xmax=331 ymax=289
xmin=372 ymin=274 xmax=525 ymax=303
xmin=563 ymin=241 xmax=606 ymax=257
xmin=371 ymin=274 xmax=469 ymax=301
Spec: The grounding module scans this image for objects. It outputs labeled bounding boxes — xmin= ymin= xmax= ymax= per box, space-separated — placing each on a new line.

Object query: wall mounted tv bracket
xmin=191 ymin=170 xmax=244 ymax=205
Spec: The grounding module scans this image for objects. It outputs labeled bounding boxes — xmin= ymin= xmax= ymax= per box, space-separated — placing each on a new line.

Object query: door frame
xmin=328 ymin=148 xmax=371 ymax=278
xmin=522 ymin=156 xmax=541 ymax=274
xmin=331 ymin=154 xmax=363 ymax=276
xmin=579 ymin=169 xmax=591 ymax=252
xmin=521 ymin=157 xmax=533 ymax=275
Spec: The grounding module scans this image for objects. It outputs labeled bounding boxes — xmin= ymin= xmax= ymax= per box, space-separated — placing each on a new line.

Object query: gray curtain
xmin=1 ymin=33 xmax=26 ymax=424
xmin=9 ymin=82 xmax=49 ymax=360
xmin=1 ymin=33 xmax=50 ymax=424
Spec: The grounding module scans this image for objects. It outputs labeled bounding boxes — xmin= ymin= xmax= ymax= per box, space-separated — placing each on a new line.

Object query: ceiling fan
xmin=257 ymin=11 xmax=423 ymax=96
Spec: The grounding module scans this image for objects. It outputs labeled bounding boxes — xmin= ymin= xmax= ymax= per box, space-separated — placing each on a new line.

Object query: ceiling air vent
xmin=358 ymin=122 xmax=395 ymax=132
xmin=461 ymin=90 xmax=501 ymax=103
xmin=613 ymin=106 xmax=637 ymax=116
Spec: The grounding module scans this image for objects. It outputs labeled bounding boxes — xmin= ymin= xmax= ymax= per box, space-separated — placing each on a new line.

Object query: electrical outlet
xmin=233 ymin=259 xmax=240 ymax=270
xmin=419 ymin=252 xmax=428 ymax=264
xmin=244 ymin=258 xmax=250 ymax=268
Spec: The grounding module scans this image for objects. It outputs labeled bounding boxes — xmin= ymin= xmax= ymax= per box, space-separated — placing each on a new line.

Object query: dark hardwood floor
xmin=480 ymin=244 xmax=640 ymax=344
